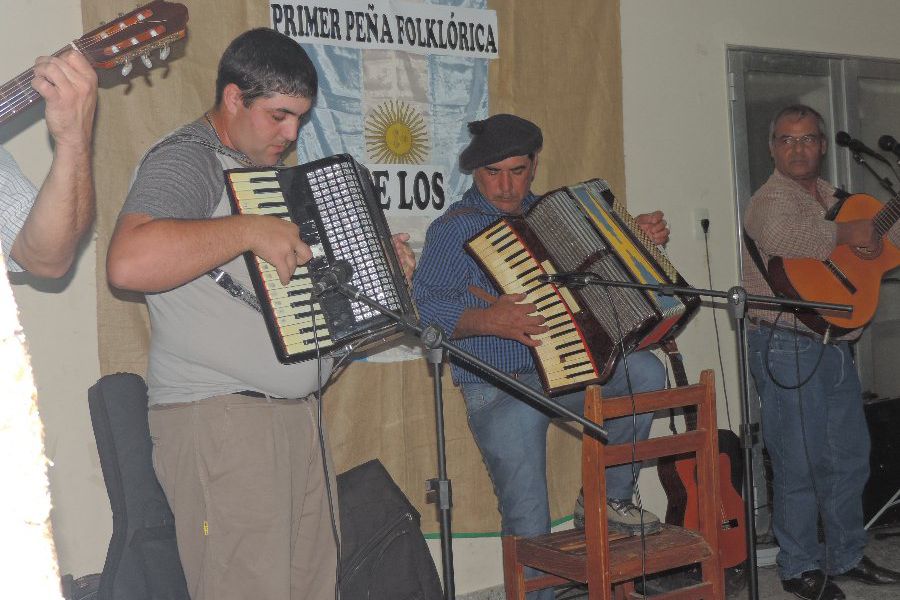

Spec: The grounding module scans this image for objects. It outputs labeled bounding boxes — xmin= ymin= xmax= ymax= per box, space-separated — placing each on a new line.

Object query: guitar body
xmin=768 ymin=193 xmax=900 ymax=335
xmin=658 ymin=454 xmax=689 ymax=525
xmin=716 ymin=451 xmax=748 ymax=569
xmin=663 ymin=431 xmax=747 ymax=569
xmin=674 ymin=460 xmax=746 ymax=568
xmin=656 ymin=350 xmax=747 ymax=570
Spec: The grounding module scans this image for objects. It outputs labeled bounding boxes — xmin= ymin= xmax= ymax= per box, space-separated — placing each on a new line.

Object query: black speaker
xmin=863 ymin=397 xmax=900 ymax=527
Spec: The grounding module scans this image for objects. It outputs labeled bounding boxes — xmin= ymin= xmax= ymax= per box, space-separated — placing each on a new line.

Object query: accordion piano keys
xmin=467 ymin=222 xmax=600 ymax=393
xmin=256 ymin=261 xmax=334 ymax=353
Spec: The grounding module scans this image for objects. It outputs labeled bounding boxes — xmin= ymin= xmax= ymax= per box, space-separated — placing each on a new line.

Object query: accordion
xmin=465 ymin=179 xmax=698 ymax=395
xmin=224 ymin=154 xmax=416 ymax=364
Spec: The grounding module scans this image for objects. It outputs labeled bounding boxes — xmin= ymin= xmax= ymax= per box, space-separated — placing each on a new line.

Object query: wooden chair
xmin=502 ymin=370 xmax=725 ymax=600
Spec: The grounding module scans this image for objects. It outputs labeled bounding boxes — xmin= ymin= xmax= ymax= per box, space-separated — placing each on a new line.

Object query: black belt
xmin=748 ymin=318 xmax=835 ymax=345
xmin=236 ymin=390 xmax=287 ymax=399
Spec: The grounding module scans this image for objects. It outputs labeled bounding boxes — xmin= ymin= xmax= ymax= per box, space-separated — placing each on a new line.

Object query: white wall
xmin=1 ymin=0 xmax=108 ymax=579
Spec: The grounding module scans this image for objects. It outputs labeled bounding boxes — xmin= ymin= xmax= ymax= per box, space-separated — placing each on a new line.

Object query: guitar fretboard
xmin=0 ymin=1 xmax=188 ymax=126
xmin=0 ymin=46 xmax=75 ymax=125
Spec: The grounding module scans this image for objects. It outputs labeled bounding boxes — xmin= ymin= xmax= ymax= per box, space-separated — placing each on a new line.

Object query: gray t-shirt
xmin=121 ymin=119 xmax=331 ymax=405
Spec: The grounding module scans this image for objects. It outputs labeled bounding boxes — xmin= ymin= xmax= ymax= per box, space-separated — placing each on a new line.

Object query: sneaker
xmin=573 ymin=489 xmax=585 ymax=529
xmin=607 ymin=498 xmax=661 ymax=536
xmin=572 ymin=491 xmax=661 ymax=536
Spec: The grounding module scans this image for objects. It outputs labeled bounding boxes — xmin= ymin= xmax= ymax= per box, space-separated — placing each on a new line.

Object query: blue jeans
xmin=460 ymin=351 xmax=664 ymax=600
xmin=748 ymin=327 xmax=869 ymax=580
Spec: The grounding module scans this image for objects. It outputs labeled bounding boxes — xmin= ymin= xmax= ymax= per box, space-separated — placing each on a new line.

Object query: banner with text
xmin=271 ymin=0 xmax=493 ymax=360
xmin=271 ymin=0 xmax=498 ymax=58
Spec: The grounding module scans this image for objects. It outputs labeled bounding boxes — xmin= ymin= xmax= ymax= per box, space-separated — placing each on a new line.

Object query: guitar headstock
xmin=78 ymin=1 xmax=188 ymax=74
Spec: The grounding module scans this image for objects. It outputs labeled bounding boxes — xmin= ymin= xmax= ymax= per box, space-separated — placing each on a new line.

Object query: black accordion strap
xmin=207 ymin=268 xmax=262 ymax=313
xmin=661 ymin=339 xmax=689 ymax=435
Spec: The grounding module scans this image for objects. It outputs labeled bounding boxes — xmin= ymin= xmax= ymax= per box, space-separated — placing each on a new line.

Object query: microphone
xmin=879 ymin=134 xmax=900 ymax=159
xmin=535 ymin=272 xmax=592 ymax=287
xmin=835 ymin=131 xmax=891 ymax=164
xmin=311 ymin=260 xmax=353 ymax=296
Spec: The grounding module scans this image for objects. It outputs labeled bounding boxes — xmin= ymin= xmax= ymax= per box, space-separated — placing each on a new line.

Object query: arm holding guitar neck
xmin=9 ymin=51 xmax=97 ymax=278
xmin=0 ymin=1 xmax=189 ymax=277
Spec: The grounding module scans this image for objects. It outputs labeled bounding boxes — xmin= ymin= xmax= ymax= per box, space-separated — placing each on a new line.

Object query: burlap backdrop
xmin=90 ymin=0 xmax=624 ymax=534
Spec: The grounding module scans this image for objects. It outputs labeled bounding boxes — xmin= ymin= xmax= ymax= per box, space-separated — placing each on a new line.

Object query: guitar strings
xmin=0 ymin=45 xmax=81 ymax=119
xmin=1 ymin=45 xmax=79 ymax=99
xmin=1 ymin=18 xmax=173 ymax=121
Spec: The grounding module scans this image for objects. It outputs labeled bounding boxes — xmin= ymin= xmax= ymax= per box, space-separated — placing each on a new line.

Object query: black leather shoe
xmin=782 ymin=570 xmax=845 ymax=600
xmin=835 ymin=555 xmax=900 ymax=585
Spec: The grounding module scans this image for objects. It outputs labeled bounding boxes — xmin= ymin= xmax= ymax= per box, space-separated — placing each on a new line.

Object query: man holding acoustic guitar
xmin=0 ymin=49 xmax=97 ymax=278
xmin=743 ymin=104 xmax=900 ymax=600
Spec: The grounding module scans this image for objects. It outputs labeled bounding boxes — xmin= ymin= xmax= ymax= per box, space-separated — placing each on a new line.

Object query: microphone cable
xmin=762 ymin=311 xmax=827 ymax=390
xmin=308 ymin=293 xmax=343 ymax=600
xmin=701 ymin=220 xmax=734 ymax=429
xmin=599 ymin=283 xmax=651 ymax=595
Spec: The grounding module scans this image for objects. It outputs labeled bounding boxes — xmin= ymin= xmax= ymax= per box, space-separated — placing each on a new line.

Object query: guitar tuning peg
xmin=140 ymin=54 xmax=153 ymax=69
xmin=159 ymin=45 xmax=171 ymax=61
xmin=121 ymin=61 xmax=133 ymax=77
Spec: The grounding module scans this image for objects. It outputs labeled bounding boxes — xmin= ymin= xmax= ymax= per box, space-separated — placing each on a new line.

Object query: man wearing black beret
xmin=413 ymin=113 xmax=670 ymax=600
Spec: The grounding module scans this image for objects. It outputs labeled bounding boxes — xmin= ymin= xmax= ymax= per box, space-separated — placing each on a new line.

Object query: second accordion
xmin=465 ymin=179 xmax=698 ymax=395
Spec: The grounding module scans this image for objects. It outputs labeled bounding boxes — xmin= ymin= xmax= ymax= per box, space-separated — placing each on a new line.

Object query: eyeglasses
xmin=773 ymin=134 xmax=821 ymax=147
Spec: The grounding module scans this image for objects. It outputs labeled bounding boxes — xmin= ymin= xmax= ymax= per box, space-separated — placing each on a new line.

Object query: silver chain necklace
xmin=203 ymin=111 xmax=263 ymax=168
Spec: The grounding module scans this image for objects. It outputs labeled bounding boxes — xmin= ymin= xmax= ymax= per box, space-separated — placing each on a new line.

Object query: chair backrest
xmin=580 ymin=369 xmax=721 ymax=594
xmin=88 ymin=372 xmax=189 ymax=600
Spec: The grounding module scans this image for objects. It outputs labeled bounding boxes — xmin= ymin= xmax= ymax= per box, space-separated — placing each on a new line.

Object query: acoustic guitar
xmin=766 ymin=193 xmax=900 ymax=337
xmin=0 ymin=0 xmax=189 ymax=126
xmin=657 ymin=347 xmax=747 ymax=570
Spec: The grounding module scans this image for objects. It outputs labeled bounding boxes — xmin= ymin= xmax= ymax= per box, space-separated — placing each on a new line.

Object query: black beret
xmin=459 ymin=114 xmax=543 ymax=172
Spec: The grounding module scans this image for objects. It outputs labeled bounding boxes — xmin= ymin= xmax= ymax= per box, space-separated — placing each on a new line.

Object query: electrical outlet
xmin=693 ymin=208 xmax=709 ymax=240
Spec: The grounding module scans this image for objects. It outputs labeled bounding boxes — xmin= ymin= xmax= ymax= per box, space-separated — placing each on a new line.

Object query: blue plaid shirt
xmin=413 ymin=184 xmax=540 ymax=384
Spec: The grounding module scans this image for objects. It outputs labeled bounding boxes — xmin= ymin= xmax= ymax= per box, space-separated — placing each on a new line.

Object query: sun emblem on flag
xmin=365 ymin=100 xmax=430 ymax=164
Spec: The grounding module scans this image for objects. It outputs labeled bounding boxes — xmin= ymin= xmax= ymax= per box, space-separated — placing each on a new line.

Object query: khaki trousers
xmin=149 ymin=394 xmax=339 ymax=600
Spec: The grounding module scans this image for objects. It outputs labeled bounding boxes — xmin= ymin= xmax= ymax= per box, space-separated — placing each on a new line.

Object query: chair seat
xmin=502 ymin=373 xmax=725 ymax=600
xmin=516 ymin=524 xmax=713 ymax=587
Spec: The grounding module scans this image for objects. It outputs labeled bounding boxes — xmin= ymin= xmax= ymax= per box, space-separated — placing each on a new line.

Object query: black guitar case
xmin=88 ymin=373 xmax=189 ymax=600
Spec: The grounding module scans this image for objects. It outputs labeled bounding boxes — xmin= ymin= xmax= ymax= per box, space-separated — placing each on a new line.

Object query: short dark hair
xmin=215 ymin=28 xmax=318 ymax=107
xmin=769 ymin=104 xmax=826 ymax=147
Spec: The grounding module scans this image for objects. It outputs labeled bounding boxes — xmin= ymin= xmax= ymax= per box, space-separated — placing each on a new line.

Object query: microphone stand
xmin=537 ymin=272 xmax=851 ymax=600
xmin=318 ymin=281 xmax=610 ymax=600
xmin=848 ymin=150 xmax=898 ymax=195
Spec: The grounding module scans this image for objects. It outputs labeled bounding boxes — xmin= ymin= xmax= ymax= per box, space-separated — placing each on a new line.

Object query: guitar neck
xmin=874 ymin=196 xmax=900 ymax=237
xmin=0 ymin=45 xmax=81 ymax=126
xmin=0 ymin=1 xmax=189 ymax=128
